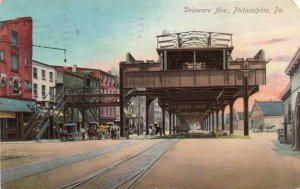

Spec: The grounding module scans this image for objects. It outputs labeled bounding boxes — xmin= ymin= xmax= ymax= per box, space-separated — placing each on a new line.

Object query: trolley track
xmin=2 ymin=140 xmax=140 ymax=184
xmin=59 ymin=139 xmax=178 ymax=189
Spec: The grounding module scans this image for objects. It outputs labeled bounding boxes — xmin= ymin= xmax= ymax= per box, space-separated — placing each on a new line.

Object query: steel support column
xmin=208 ymin=114 xmax=211 ymax=132
xmin=229 ymin=101 xmax=234 ymax=135
xmin=173 ymin=113 xmax=176 ymax=134
xmin=119 ymin=65 xmax=125 ymax=137
xmin=216 ymin=109 xmax=220 ymax=131
xmin=243 ymin=71 xmax=249 ymax=136
xmin=212 ymin=111 xmax=215 ymax=134
xmin=221 ymin=107 xmax=225 ymax=131
xmin=162 ymin=100 xmax=165 ymax=136
xmin=82 ymin=108 xmax=85 ymax=131
xmin=145 ymin=97 xmax=152 ymax=135
xmin=169 ymin=111 xmax=172 ymax=135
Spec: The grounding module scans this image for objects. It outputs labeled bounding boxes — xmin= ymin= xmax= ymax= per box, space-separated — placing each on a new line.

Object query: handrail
xmin=24 ymin=88 xmax=65 ymax=140
xmin=35 ymin=101 xmax=65 ymax=140
xmin=156 ymin=31 xmax=233 ymax=49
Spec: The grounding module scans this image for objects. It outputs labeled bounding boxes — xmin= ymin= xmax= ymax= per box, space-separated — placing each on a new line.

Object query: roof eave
xmin=285 ymin=46 xmax=300 ymax=75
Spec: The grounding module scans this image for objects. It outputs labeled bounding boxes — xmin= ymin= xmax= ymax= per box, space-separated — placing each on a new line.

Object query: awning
xmin=0 ymin=98 xmax=36 ymax=113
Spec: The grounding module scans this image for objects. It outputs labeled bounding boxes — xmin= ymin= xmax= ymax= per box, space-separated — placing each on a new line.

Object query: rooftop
xmin=285 ymin=46 xmax=300 ymax=75
xmin=255 ymin=101 xmax=284 ymax=116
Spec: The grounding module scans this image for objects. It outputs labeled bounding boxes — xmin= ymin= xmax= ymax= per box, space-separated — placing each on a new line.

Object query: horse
xmin=110 ymin=126 xmax=120 ymax=139
xmin=87 ymin=127 xmax=97 ymax=140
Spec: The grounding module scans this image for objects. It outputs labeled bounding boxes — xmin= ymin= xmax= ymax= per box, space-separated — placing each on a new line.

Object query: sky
xmin=0 ymin=0 xmax=300 ymax=111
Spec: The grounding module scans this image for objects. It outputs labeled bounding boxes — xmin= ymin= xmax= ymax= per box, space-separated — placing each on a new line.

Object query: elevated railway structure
xmin=24 ymin=85 xmax=119 ymax=141
xmin=120 ymin=31 xmax=267 ymax=137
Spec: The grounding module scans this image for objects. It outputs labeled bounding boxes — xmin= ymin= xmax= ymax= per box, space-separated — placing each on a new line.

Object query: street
xmin=1 ymin=133 xmax=300 ymax=189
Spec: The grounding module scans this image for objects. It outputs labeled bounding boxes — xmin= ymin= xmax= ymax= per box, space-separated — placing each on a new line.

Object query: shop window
xmin=11 ymin=54 xmax=18 ymax=72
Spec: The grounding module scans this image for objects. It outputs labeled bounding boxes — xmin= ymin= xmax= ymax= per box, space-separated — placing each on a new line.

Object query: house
xmin=224 ymin=111 xmax=246 ymax=131
xmin=282 ymin=46 xmax=300 ymax=150
xmin=0 ymin=17 xmax=35 ymax=141
xmin=249 ymin=101 xmax=284 ymax=132
xmin=32 ymin=60 xmax=56 ymax=103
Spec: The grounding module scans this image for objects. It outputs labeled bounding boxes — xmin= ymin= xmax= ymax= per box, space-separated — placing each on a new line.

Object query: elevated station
xmin=119 ymin=31 xmax=267 ymax=137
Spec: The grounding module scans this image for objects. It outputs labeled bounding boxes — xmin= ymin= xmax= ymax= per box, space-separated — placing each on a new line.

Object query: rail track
xmin=59 ymin=139 xmax=178 ymax=189
xmin=2 ymin=140 xmax=140 ymax=184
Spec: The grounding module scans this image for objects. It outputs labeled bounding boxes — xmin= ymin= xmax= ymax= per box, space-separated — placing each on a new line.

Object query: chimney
xmin=72 ymin=65 xmax=77 ymax=72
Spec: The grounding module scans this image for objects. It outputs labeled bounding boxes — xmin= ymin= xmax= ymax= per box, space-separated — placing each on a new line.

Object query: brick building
xmin=0 ymin=17 xmax=35 ymax=141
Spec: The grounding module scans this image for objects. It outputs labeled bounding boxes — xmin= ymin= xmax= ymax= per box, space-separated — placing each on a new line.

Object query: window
xmin=0 ymin=50 xmax=4 ymax=62
xmin=33 ymin=67 xmax=38 ymax=78
xmin=33 ymin=83 xmax=38 ymax=97
xmin=24 ymin=80 xmax=32 ymax=90
xmin=42 ymin=70 xmax=46 ymax=80
xmin=11 ymin=30 xmax=18 ymax=47
xmin=24 ymin=57 xmax=28 ymax=68
xmin=49 ymin=87 xmax=54 ymax=98
xmin=49 ymin=72 xmax=53 ymax=82
xmin=42 ymin=85 xmax=46 ymax=97
xmin=11 ymin=54 xmax=18 ymax=72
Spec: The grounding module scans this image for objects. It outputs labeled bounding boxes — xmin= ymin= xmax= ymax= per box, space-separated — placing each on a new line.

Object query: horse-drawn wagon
xmin=60 ymin=123 xmax=81 ymax=141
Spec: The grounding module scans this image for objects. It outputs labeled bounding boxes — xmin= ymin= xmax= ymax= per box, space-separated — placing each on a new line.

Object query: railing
xmin=156 ymin=31 xmax=233 ymax=49
xmin=35 ymin=101 xmax=65 ymax=140
xmin=23 ymin=88 xmax=64 ymax=140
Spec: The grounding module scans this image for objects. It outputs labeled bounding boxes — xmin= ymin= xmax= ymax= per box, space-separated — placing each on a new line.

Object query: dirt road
xmin=1 ymin=133 xmax=300 ymax=189
xmin=133 ymin=133 xmax=300 ymax=189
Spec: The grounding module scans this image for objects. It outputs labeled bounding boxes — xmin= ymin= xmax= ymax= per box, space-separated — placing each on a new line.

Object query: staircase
xmin=23 ymin=88 xmax=65 ymax=141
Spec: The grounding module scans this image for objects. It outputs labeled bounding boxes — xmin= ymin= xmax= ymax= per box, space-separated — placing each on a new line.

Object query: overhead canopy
xmin=0 ymin=98 xmax=36 ymax=113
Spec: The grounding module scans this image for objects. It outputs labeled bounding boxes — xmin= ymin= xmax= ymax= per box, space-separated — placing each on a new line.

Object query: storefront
xmin=0 ymin=98 xmax=35 ymax=141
